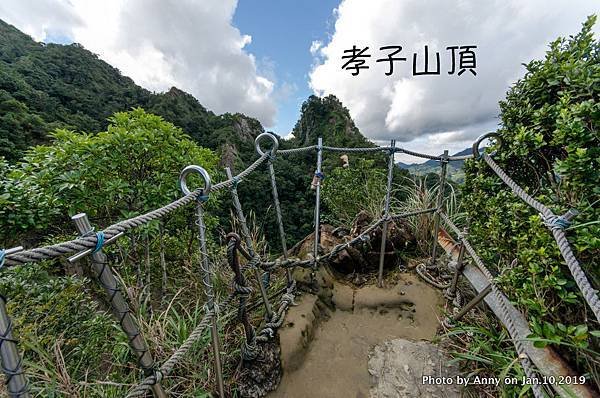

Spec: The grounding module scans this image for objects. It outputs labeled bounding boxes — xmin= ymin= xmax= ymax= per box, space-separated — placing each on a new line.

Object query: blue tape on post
xmin=92 ymin=231 xmax=105 ymax=254
xmin=0 ymin=249 xmax=5 ymax=269
xmin=231 ymin=176 xmax=240 ymax=189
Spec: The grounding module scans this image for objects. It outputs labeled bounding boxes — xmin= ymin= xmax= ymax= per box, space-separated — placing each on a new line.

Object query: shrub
xmin=461 ymin=16 xmax=599 ymax=387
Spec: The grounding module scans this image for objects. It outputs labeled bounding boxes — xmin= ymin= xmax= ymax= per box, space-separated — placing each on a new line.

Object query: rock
xmin=238 ymin=338 xmax=282 ymax=397
xmin=354 ymin=284 xmax=414 ymax=311
xmin=278 ymin=294 xmax=330 ymax=372
xmin=287 ymin=214 xmax=415 ymax=277
xmin=368 ymin=339 xmax=461 ymax=398
xmin=407 ymin=259 xmax=420 ymax=270
xmin=332 ymin=282 xmax=354 ymax=311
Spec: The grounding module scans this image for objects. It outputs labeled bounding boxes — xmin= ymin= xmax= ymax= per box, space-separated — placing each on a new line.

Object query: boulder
xmin=288 ymin=211 xmax=415 ymax=275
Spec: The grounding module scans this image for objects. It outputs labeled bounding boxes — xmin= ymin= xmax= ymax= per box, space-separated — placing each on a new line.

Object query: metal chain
xmin=256 ymin=290 xmax=296 ymax=342
xmin=482 ymin=153 xmax=600 ymax=322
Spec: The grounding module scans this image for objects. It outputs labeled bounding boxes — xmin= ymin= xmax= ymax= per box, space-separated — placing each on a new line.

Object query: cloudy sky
xmin=1 ymin=0 xmax=597 ymax=162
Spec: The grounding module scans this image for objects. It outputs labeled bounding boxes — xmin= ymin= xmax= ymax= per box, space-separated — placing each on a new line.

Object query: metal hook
xmin=472 ymin=132 xmax=502 ymax=159
xmin=255 ymin=133 xmax=279 ymax=157
xmin=178 ymin=165 xmax=212 ymax=197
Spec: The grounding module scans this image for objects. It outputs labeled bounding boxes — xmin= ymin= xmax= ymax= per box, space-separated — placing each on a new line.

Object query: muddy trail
xmin=265 ymin=268 xmax=460 ymax=398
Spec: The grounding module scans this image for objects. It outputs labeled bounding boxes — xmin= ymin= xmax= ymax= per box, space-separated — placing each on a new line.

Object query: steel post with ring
xmin=255 ymin=133 xmax=294 ymax=289
xmin=71 ymin=214 xmax=166 ymax=398
xmin=377 ymin=140 xmax=396 ymax=287
xmin=179 ymin=165 xmax=225 ymax=397
xmin=313 ymin=138 xmax=323 ymax=271
xmin=430 ymin=150 xmax=449 ymax=267
xmin=472 ymin=132 xmax=502 ymax=159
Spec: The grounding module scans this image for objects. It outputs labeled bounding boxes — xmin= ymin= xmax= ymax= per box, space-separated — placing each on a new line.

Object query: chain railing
xmin=0 ymin=131 xmax=596 ymax=397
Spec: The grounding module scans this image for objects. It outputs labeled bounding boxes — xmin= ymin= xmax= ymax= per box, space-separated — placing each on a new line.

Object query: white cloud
xmin=310 ymin=40 xmax=323 ymax=56
xmin=310 ymin=0 xmax=599 ymax=155
xmin=0 ymin=0 xmax=82 ymax=41
xmin=0 ymin=0 xmax=277 ymax=127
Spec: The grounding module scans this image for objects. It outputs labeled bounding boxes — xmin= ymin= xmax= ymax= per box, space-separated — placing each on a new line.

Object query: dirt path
xmin=268 ymin=273 xmax=444 ymax=398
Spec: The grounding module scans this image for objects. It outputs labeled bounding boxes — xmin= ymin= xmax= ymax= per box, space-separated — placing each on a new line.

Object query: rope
xmin=277 ymin=145 xmax=317 ymax=155
xmin=2 ymin=137 xmax=594 ymax=397
xmin=125 ymin=293 xmax=235 ymax=397
xmin=322 ymin=146 xmax=389 ymax=153
xmin=447 ymin=154 xmax=473 ymax=161
xmin=481 ymin=153 xmax=600 ymax=323
xmin=258 ymin=209 xmax=438 ymax=273
xmin=437 ymin=210 xmax=546 ymax=398
xmin=416 ymin=263 xmax=450 ymax=289
xmin=0 ymin=296 xmax=30 ymax=397
xmin=3 ymin=153 xmax=269 ymax=267
xmin=395 ymin=147 xmax=442 ymax=161
xmin=541 ymin=213 xmax=573 ymax=231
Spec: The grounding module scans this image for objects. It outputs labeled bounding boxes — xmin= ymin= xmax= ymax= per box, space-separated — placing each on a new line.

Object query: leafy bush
xmin=461 ymin=16 xmax=599 ymax=387
xmin=0 ymin=108 xmax=218 ymax=246
xmin=321 ymin=158 xmax=386 ymax=226
xmin=0 ymin=109 xmax=224 ymax=395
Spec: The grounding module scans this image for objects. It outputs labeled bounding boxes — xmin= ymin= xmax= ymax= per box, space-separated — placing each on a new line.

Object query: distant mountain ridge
xmin=396 ymin=147 xmax=479 ymax=182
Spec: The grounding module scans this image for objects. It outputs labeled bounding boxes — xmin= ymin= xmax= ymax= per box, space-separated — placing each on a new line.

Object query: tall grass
xmin=391 ymin=175 xmax=461 ymax=255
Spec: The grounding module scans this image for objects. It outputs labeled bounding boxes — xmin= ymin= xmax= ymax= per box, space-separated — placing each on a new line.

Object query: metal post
xmin=313 ymin=137 xmax=323 ymax=269
xmin=450 ymin=284 xmax=492 ymax=322
xmin=225 ymin=167 xmax=273 ymax=319
xmin=179 ymin=165 xmax=224 ymax=397
xmin=447 ymin=229 xmax=468 ymax=298
xmin=71 ymin=214 xmax=166 ymax=398
xmin=378 ymin=140 xmax=396 ymax=287
xmin=196 ymin=203 xmax=225 ymax=397
xmin=266 ymin=159 xmax=294 ymax=287
xmin=0 ymin=247 xmax=30 ymax=398
xmin=430 ymin=150 xmax=449 ymax=266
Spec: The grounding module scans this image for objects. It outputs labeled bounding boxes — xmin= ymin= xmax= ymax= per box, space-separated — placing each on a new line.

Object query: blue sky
xmin=233 ymin=0 xmax=339 ymax=136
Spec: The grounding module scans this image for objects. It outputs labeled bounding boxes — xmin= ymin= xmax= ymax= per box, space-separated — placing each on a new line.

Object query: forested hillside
xmin=0 ymin=19 xmax=266 ymax=163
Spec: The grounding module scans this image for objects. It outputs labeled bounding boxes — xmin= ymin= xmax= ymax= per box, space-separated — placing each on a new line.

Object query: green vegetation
xmin=0 ymin=109 xmax=238 ymax=396
xmin=1 ymin=109 xmax=218 ymax=245
xmin=458 ymin=16 xmax=599 ymax=393
xmin=321 ymin=158 xmax=387 ymax=226
xmin=0 ymin=19 xmax=265 ymax=165
xmin=0 ymin=13 xmax=598 ymax=398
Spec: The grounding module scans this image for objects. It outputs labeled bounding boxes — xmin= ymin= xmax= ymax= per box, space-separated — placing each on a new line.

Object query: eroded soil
xmin=269 ymin=272 xmax=444 ymax=398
